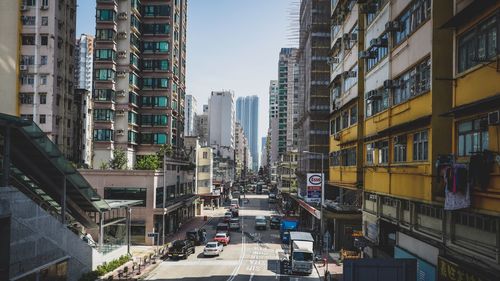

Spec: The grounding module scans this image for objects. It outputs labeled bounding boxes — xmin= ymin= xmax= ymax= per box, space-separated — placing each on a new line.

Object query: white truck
xmin=289 ymin=231 xmax=314 ymax=275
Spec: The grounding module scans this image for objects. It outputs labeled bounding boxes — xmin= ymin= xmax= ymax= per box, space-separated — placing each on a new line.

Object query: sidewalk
xmin=314 ymin=252 xmax=343 ymax=281
xmin=100 ymin=207 xmax=226 ymax=280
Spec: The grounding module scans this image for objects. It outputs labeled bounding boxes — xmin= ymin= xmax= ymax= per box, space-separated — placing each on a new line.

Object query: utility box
xmin=342 ymin=259 xmax=417 ymax=281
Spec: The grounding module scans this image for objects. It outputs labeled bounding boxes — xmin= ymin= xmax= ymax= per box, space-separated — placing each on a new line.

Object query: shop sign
xmin=352 ymin=230 xmax=363 ymax=237
xmin=306 ymin=173 xmax=322 ymax=203
xmin=438 ymin=256 xmax=491 ymax=281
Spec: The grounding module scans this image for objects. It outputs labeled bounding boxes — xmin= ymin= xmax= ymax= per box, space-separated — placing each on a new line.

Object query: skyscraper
xmin=184 ymin=95 xmax=197 ymax=136
xmin=75 ymin=34 xmax=94 ymax=92
xmin=235 ymin=95 xmax=259 ymax=171
xmin=278 ymin=48 xmax=299 ymax=153
xmin=93 ymin=0 xmax=187 ymax=168
xmin=0 ymin=0 xmax=78 ymax=160
xmin=208 ymin=91 xmax=235 ymax=150
xmin=268 ymin=80 xmax=279 ymax=166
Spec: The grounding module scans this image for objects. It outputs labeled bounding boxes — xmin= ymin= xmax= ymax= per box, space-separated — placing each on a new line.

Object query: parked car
xmin=268 ymin=193 xmax=277 ymax=203
xmin=186 ymin=228 xmax=207 ymax=245
xmin=230 ymin=199 xmax=240 ymax=208
xmin=255 ymin=216 xmax=267 ymax=230
xmin=216 ymin=223 xmax=229 ymax=234
xmin=270 ymin=216 xmax=281 ymax=229
xmin=223 ymin=211 xmax=233 ymax=222
xmin=230 ymin=207 xmax=239 ymax=217
xmin=229 ymin=218 xmax=240 ymax=231
xmin=214 ymin=232 xmax=231 ymax=245
xmin=168 ymin=239 xmax=195 ymax=259
xmin=203 ymin=241 xmax=223 ymax=257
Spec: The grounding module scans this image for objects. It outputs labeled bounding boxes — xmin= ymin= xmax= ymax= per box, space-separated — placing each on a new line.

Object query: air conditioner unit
xmin=116 ymin=110 xmax=125 ymax=116
xmin=117 ymin=50 xmax=127 ymax=58
xmin=385 ymin=21 xmax=403 ymax=32
xmin=488 ymin=111 xmax=499 ymax=125
xmin=393 ymin=135 xmax=407 ymax=144
xmin=41 ymin=5 xmax=49 ymax=10
xmin=118 ymin=12 xmax=128 ymax=20
xmin=359 ymin=50 xmax=377 ymax=59
xmin=118 ymin=32 xmax=127 ymax=39
xmin=370 ymin=38 xmax=388 ymax=48
xmin=20 ymin=65 xmax=28 ymax=71
xmin=116 ymin=129 xmax=125 ymax=135
xmin=117 ymin=90 xmax=126 ymax=97
xmin=327 ymin=57 xmax=340 ymax=65
xmin=342 ymin=71 xmax=357 ymax=78
xmin=117 ymin=71 xmax=127 ymax=77
xmin=360 ymin=3 xmax=377 ymax=14
xmin=383 ymin=79 xmax=400 ymax=89
xmin=366 ymin=90 xmax=382 ymax=100
xmin=334 ymin=133 xmax=341 ymax=141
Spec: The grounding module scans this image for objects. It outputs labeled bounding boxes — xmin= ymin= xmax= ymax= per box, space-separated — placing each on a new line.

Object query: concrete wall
xmin=0 ymin=187 xmax=92 ymax=281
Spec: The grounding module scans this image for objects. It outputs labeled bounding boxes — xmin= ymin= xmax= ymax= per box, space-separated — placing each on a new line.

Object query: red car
xmin=213 ymin=232 xmax=230 ymax=245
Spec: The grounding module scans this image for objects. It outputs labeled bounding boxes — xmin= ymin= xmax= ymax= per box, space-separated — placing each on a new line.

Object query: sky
xmin=76 ymin=0 xmax=295 ymax=145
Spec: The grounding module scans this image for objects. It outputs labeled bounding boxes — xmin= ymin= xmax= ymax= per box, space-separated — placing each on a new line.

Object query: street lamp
xmin=302 ymin=150 xmax=326 ymax=254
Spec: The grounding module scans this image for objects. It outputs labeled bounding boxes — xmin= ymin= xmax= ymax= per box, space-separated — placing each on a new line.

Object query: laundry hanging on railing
xmin=443 ymin=163 xmax=470 ymax=210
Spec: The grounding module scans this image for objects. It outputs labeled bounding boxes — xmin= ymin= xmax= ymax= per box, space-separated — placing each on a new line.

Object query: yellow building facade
xmin=329 ymin=0 xmax=500 ymax=278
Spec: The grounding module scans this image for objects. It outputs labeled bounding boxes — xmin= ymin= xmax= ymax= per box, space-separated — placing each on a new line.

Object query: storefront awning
xmin=441 ymin=94 xmax=500 ymax=117
xmin=290 ymin=195 xmax=321 ymax=219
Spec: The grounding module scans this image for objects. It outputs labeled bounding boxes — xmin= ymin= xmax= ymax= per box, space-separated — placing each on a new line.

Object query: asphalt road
xmin=145 ymin=194 xmax=320 ymax=281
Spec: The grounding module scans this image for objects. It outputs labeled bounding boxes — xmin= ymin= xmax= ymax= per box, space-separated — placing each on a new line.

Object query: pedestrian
xmin=212 ymin=204 xmax=215 ymax=210
xmin=178 ymin=222 xmax=182 ymax=231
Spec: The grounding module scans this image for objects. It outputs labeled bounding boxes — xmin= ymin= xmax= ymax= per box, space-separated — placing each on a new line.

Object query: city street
xmin=145 ymin=194 xmax=320 ymax=281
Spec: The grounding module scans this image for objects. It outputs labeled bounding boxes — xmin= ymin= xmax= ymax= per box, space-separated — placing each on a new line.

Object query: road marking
xmin=249 ymin=272 xmax=254 ymax=281
xmin=227 ymin=217 xmax=246 ymax=281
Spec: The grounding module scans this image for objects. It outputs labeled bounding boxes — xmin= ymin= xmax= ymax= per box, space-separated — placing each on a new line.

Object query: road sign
xmin=306 ymin=173 xmax=322 ymax=203
xmin=147 ymin=232 xmax=158 ymax=238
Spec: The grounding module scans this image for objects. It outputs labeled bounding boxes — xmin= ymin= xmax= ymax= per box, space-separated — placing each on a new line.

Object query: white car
xmin=203 ymin=241 xmax=223 ymax=256
xmin=229 ymin=218 xmax=240 ymax=231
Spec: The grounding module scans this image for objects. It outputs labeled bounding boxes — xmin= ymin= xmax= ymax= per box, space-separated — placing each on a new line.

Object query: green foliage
xmin=158 ymin=144 xmax=173 ymax=158
xmin=109 ymin=148 xmax=127 ymax=170
xmin=99 ymin=161 xmax=109 ymax=170
xmin=78 ymin=255 xmax=130 ymax=281
xmin=135 ymin=154 xmax=161 ymax=170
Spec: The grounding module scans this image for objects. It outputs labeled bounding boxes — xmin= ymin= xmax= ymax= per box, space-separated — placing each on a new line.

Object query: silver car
xmin=229 ymin=218 xmax=240 ymax=231
xmin=203 ymin=241 xmax=223 ymax=256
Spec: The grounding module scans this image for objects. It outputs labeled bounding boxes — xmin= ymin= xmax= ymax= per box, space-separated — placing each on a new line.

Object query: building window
xmin=40 ymin=56 xmax=47 ymax=65
xmin=143 ymin=23 xmax=170 ymax=35
xmin=104 ymin=187 xmax=146 ymax=207
xmin=95 ymin=69 xmax=115 ymax=80
xmin=458 ymin=14 xmax=499 ymax=73
xmin=20 ymin=74 xmax=34 ymax=85
xmin=21 ymin=55 xmax=35 ymax=65
xmin=93 ymin=109 xmax=114 ymax=121
xmin=366 ymin=0 xmax=388 ymax=26
xmin=93 ymin=129 xmax=113 ymax=141
xmin=21 ymin=16 xmax=36 ymax=25
xmin=143 ymin=41 xmax=169 ymax=53
xmin=341 ymin=110 xmax=349 ymax=129
xmin=329 ymin=151 xmax=340 ymax=166
xmin=20 ymin=114 xmax=33 ymax=121
xmin=378 ymin=140 xmax=389 ymax=164
xmin=96 ymin=9 xmax=116 ymax=21
xmin=128 ymin=112 xmax=138 ymax=125
xmin=39 ymin=93 xmax=47 ymax=104
xmin=93 ymin=89 xmax=115 ymax=101
xmin=341 ymin=147 xmax=357 ymax=166
xmin=141 ymin=133 xmax=168 ymax=144
xmin=393 ymin=136 xmax=407 ymax=163
xmin=343 ymin=64 xmax=358 ymax=92
xmin=457 ymin=117 xmax=489 ymax=156
xmin=21 ymin=34 xmax=36 ymax=45
xmin=366 ymin=34 xmax=388 ymax=72
xmin=366 ymin=143 xmax=375 ymax=164
xmin=40 ymin=35 xmax=48 ymax=46
xmin=40 ymin=75 xmax=47 ymax=85
xmin=95 ymin=49 xmax=116 ymax=61
xmin=19 ymin=93 xmax=33 ymax=104
xmin=142 ymin=78 xmax=169 ymax=89
xmin=394 ymin=0 xmax=431 ymax=45
xmin=41 ymin=16 xmax=48 ymax=26
xmin=96 ymin=29 xmax=116 ymax=41
xmin=350 ymin=104 xmax=357 ymax=125
xmin=203 ymin=152 xmax=208 ymax=159
xmin=366 ymin=88 xmax=389 ymax=117
xmin=140 ymin=115 xmax=168 ymax=126
xmin=413 ymin=130 xmax=428 ymax=161
xmin=453 ymin=212 xmax=497 ymax=233
xmin=417 ymin=203 xmax=443 ymax=219
xmin=393 ymin=57 xmax=431 ymax=105
xmin=128 ymin=131 xmax=138 ymax=144
xmin=144 ymin=5 xmax=171 ymax=17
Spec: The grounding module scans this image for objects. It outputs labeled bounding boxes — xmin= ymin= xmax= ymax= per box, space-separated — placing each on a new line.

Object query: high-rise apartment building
xmin=296 ymin=0 xmax=331 ymax=199
xmin=236 ymin=95 xmax=259 ymax=170
xmin=235 ymin=122 xmax=249 ymax=179
xmin=184 ymin=94 xmax=197 ymax=136
xmin=194 ymin=104 xmax=208 ymax=145
xmin=260 ymin=137 xmax=267 ymax=168
xmin=0 ymin=0 xmax=78 ymax=159
xmin=278 ymin=48 xmax=299 ymax=154
xmin=93 ymin=0 xmax=187 ymax=168
xmin=75 ymin=34 xmax=94 ymax=91
xmin=268 ymin=80 xmax=279 ymax=166
xmin=208 ymin=91 xmax=235 ymax=150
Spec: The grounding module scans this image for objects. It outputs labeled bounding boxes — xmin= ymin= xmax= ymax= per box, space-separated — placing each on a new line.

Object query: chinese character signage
xmin=306 ymin=173 xmax=322 ymax=203
xmin=438 ymin=256 xmax=492 ymax=281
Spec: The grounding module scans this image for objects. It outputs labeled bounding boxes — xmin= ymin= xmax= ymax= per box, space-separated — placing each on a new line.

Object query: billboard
xmin=306 ymin=173 xmax=322 ymax=203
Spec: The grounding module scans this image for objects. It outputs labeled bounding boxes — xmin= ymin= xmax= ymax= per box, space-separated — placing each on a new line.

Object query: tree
xmin=158 ymin=144 xmax=173 ymax=158
xmin=135 ymin=155 xmax=161 ymax=170
xmin=109 ymin=148 xmax=127 ymax=170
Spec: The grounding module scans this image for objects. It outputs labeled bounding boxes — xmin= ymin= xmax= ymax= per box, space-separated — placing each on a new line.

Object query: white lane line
xmin=227 ymin=216 xmax=246 ymax=281
xmin=249 ymin=272 xmax=254 ymax=281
